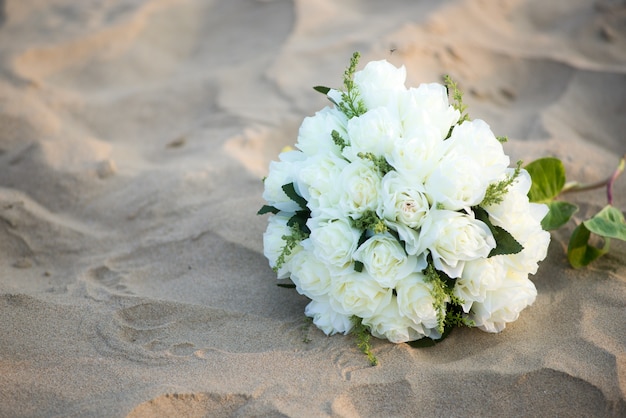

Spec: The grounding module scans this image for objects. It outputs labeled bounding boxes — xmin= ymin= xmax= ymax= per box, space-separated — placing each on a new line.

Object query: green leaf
xmin=584 ymin=205 xmax=626 ymax=241
xmin=257 ymin=205 xmax=280 ymax=215
xmin=567 ymin=223 xmax=610 ymax=268
xmin=354 ymin=260 xmax=364 ymax=273
xmin=277 ymin=283 xmax=296 ymax=289
xmin=541 ymin=201 xmax=578 ymax=230
xmin=473 ymin=207 xmax=523 ymax=256
xmin=287 ymin=210 xmax=311 ymax=234
xmin=313 ymin=85 xmax=331 ymax=95
xmin=282 ymin=182 xmax=308 ymax=210
xmin=525 ymin=157 xmax=566 ymax=203
xmin=488 ymin=225 xmax=524 ymax=256
xmin=407 ymin=325 xmax=453 ymax=348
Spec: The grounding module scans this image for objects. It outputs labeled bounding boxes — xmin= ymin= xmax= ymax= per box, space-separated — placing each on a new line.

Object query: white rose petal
xmin=262 ymin=150 xmax=307 ymax=213
xmin=305 ymin=296 xmax=354 ymax=335
xmin=296 ymin=106 xmax=348 ymax=157
xmin=289 ymin=248 xmax=333 ymax=299
xmin=396 ymin=273 xmax=439 ymax=333
xmin=353 ymin=59 xmax=407 ymax=109
xmin=362 ymin=297 xmax=425 ymax=343
xmin=398 ymin=83 xmax=460 ymax=140
xmin=388 ymin=126 xmax=448 ymax=186
xmin=425 ymin=153 xmax=488 ymax=211
xmin=338 ymin=160 xmax=382 ymax=219
xmin=343 ymin=106 xmax=401 ymax=162
xmin=329 ymin=270 xmax=393 ymax=319
xmin=446 ymin=119 xmax=510 ymax=182
xmin=353 ymin=233 xmax=418 ymax=288
xmin=308 ymin=217 xmax=361 ymax=269
xmin=484 ymin=169 xmax=551 ymax=275
xmin=297 ymin=153 xmax=348 ymax=218
xmin=263 ymin=214 xmax=303 ymax=279
xmin=386 ymin=221 xmax=427 ymax=262
xmin=420 ymin=210 xmax=496 ymax=279
xmin=453 ymin=257 xmax=506 ymax=313
xmin=379 ymin=170 xmax=431 ymax=229
xmin=469 ymin=270 xmax=537 ymax=333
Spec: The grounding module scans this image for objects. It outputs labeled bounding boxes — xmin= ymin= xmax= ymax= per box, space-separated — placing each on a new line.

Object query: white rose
xmin=379 ymin=170 xmax=431 ymax=229
xmin=295 ymin=106 xmax=348 ymax=157
xmin=297 ymin=153 xmax=348 ymax=218
xmin=343 ymin=106 xmax=401 ymax=162
xmin=484 ymin=169 xmax=550 ymax=274
xmin=308 ymin=217 xmax=361 ymax=269
xmin=425 ymin=153 xmax=488 ymax=211
xmin=419 ymin=210 xmax=496 ymax=279
xmin=353 ymin=59 xmax=407 ymax=109
xmin=338 ymin=160 xmax=382 ymax=219
xmin=289 ymin=248 xmax=333 ymax=299
xmin=353 ymin=233 xmax=418 ymax=288
xmin=445 ymin=119 xmax=510 ymax=183
xmin=304 ymin=296 xmax=354 ymax=335
xmin=453 ymin=257 xmax=505 ymax=313
xmin=388 ymin=126 xmax=448 ymax=185
xmin=504 ymin=226 xmax=550 ymax=275
xmin=263 ymin=214 xmax=303 ymax=279
xmin=395 ymin=273 xmax=440 ymax=333
xmin=329 ymin=270 xmax=393 ymax=318
xmin=468 ymin=269 xmax=537 ymax=333
xmin=362 ymin=297 xmax=424 ymax=343
xmin=397 ymin=83 xmax=460 ymax=140
xmin=262 ymin=150 xmax=307 ymax=212
xmin=385 ymin=221 xmax=428 ymax=263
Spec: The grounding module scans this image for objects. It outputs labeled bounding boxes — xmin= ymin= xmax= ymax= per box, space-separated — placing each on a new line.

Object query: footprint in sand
xmin=96 ymin=300 xmax=308 ymax=363
xmin=82 ymin=264 xmax=135 ymax=300
xmin=126 ymin=392 xmax=252 ymax=418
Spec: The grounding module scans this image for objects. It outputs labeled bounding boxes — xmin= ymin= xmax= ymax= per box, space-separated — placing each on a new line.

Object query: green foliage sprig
xmin=274 ymin=225 xmax=308 ymax=272
xmin=526 ymin=155 xmax=626 ymax=268
xmin=314 ymin=52 xmax=367 ymax=119
xmin=481 ymin=160 xmax=523 ymax=207
xmin=351 ymin=316 xmax=378 ymax=366
xmin=357 ymin=152 xmax=394 ymax=176
xmin=423 ymin=263 xmax=451 ymax=334
xmin=331 ymin=129 xmax=349 ymax=150
xmin=443 ymin=74 xmax=470 ymax=124
xmin=414 ymin=263 xmax=473 ymax=347
xmin=351 ymin=210 xmax=388 ymax=234
xmin=338 ymin=52 xmax=368 ymax=119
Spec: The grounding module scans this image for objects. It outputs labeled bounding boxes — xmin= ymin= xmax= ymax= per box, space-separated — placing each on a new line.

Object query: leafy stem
xmin=560 ymin=154 xmax=626 ymax=205
xmin=527 ymin=154 xmax=626 ymax=268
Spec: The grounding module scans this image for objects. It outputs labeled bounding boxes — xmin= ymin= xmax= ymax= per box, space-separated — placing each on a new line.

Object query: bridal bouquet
xmin=259 ymin=53 xmax=551 ymax=350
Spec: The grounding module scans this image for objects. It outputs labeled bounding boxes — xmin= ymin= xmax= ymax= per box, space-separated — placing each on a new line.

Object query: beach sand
xmin=0 ymin=0 xmax=625 ymax=416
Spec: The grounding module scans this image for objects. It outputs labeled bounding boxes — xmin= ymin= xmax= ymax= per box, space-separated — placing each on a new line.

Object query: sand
xmin=0 ymin=0 xmax=625 ymax=416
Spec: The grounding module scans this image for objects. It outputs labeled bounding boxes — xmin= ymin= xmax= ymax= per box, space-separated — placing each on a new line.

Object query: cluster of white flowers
xmin=260 ymin=56 xmax=550 ymax=343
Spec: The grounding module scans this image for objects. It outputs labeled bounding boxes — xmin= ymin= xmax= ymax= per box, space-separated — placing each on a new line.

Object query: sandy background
xmin=0 ymin=0 xmax=625 ymax=416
